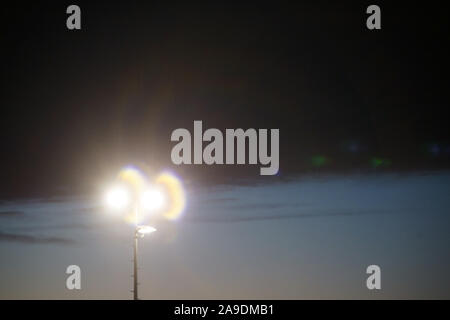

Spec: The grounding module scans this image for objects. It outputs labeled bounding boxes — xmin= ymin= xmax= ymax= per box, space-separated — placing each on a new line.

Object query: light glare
xmin=140 ymin=188 xmax=165 ymax=212
xmin=105 ymin=186 xmax=129 ymax=210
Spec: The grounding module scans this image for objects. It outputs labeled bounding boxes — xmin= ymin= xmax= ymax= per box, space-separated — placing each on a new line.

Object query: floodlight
xmin=137 ymin=225 xmax=157 ymax=235
xmin=140 ymin=188 xmax=165 ymax=212
xmin=105 ymin=186 xmax=129 ymax=210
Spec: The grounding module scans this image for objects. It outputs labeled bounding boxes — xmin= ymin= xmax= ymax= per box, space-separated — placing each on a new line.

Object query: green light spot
xmin=311 ymin=155 xmax=328 ymax=167
xmin=371 ymin=157 xmax=391 ymax=168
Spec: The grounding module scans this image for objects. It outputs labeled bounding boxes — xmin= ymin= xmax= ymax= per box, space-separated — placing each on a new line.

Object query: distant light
xmin=137 ymin=225 xmax=157 ymax=234
xmin=105 ymin=186 xmax=130 ymax=210
xmin=140 ymin=188 xmax=165 ymax=212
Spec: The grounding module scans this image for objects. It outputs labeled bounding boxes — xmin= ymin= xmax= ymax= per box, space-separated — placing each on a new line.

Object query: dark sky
xmin=1 ymin=1 xmax=449 ymax=198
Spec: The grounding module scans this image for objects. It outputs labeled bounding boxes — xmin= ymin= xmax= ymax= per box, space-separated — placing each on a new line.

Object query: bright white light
xmin=137 ymin=225 xmax=157 ymax=234
xmin=140 ymin=188 xmax=165 ymax=212
xmin=105 ymin=186 xmax=129 ymax=210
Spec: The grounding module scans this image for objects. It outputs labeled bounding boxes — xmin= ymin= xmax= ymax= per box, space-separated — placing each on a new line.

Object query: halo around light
xmin=155 ymin=171 xmax=186 ymax=221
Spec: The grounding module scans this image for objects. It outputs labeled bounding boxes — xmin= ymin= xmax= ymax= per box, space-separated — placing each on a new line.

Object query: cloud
xmin=0 ymin=231 xmax=76 ymax=245
xmin=185 ymin=209 xmax=391 ymax=223
xmin=0 ymin=211 xmax=24 ymax=217
xmin=202 ymin=197 xmax=237 ymax=204
xmin=229 ymin=203 xmax=309 ymax=210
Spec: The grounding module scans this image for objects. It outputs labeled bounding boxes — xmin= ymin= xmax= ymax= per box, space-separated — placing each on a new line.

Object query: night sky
xmin=2 ymin=1 xmax=449 ymax=198
xmin=1 ymin=1 xmax=450 ymax=299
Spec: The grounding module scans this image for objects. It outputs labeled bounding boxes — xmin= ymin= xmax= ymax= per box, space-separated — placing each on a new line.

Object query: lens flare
xmin=117 ymin=166 xmax=147 ymax=194
xmin=117 ymin=166 xmax=148 ymax=225
xmin=155 ymin=171 xmax=186 ymax=221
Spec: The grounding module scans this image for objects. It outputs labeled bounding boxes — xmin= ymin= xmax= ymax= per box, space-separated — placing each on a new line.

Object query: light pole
xmin=133 ymin=205 xmax=139 ymax=300
xmin=133 ymin=224 xmax=157 ymax=300
xmin=105 ymin=184 xmax=161 ymax=300
xmin=133 ymin=226 xmax=138 ymax=300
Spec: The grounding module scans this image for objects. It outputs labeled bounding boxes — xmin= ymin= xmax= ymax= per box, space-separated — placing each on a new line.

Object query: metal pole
xmin=133 ymin=228 xmax=138 ymax=300
xmin=133 ymin=204 xmax=139 ymax=300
